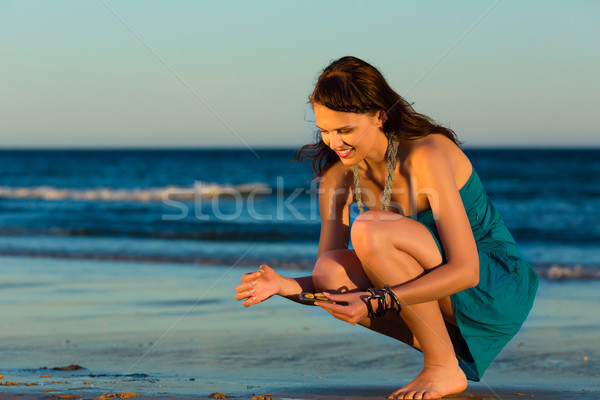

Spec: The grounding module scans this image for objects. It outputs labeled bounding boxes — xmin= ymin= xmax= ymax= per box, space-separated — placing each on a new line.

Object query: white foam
xmin=0 ymin=182 xmax=271 ymax=202
xmin=535 ymin=264 xmax=600 ymax=280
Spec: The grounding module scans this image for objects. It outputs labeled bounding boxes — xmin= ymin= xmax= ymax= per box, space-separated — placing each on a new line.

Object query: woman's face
xmin=313 ymin=103 xmax=386 ymax=166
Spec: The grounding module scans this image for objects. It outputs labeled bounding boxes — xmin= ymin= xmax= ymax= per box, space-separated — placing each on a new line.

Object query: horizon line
xmin=0 ymin=145 xmax=599 ymax=151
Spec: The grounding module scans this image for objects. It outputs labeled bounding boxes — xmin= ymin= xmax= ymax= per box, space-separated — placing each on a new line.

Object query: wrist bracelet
xmin=365 ymin=285 xmax=402 ymax=318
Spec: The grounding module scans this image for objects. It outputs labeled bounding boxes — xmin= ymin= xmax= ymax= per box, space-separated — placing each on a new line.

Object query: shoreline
xmin=0 ymin=252 xmax=599 ymax=280
xmin=1 ymin=255 xmax=599 ymax=399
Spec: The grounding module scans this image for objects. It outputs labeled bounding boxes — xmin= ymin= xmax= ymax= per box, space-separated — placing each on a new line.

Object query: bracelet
xmin=365 ymin=285 xmax=402 ymax=318
xmin=386 ymin=286 xmax=402 ymax=315
xmin=365 ymin=288 xmax=386 ymax=318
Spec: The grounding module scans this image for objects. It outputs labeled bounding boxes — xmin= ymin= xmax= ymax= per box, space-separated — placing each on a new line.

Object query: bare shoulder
xmin=318 ymin=160 xmax=354 ymax=208
xmin=402 ymin=134 xmax=472 ymax=188
xmin=320 ymin=160 xmax=354 ymax=190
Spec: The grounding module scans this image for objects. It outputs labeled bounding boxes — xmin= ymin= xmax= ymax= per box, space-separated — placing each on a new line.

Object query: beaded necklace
xmin=352 ymin=135 xmax=399 ymax=214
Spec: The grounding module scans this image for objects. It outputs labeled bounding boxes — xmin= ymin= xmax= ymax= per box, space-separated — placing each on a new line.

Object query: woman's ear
xmin=378 ymin=110 xmax=388 ymax=125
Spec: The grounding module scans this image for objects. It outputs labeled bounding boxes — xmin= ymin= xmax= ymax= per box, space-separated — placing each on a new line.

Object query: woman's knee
xmin=312 ymin=250 xmax=351 ymax=291
xmin=351 ymin=210 xmax=443 ymax=270
xmin=351 ymin=210 xmax=398 ymax=258
xmin=312 ymin=249 xmax=368 ymax=292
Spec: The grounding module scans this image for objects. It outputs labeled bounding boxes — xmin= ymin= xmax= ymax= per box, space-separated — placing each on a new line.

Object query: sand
xmin=0 ymin=255 xmax=599 ymax=399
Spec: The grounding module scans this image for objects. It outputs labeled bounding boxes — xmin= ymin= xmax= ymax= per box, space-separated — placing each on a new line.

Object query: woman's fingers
xmin=318 ymin=308 xmax=351 ymax=324
xmin=240 ymin=264 xmax=269 ymax=283
xmin=235 ymin=280 xmax=256 ymax=293
xmin=315 ymin=292 xmax=367 ymax=325
xmin=235 ymin=276 xmax=259 ymax=304
xmin=315 ymin=301 xmax=346 ymax=314
xmin=242 ymin=297 xmax=258 ymax=307
xmin=258 ymin=264 xmax=271 ymax=274
xmin=235 ymin=279 xmax=259 ymax=298
xmin=236 ymin=265 xmax=277 ymax=308
xmin=315 ymin=302 xmax=352 ymax=323
xmin=234 ymin=289 xmax=254 ymax=301
xmin=240 ymin=270 xmax=263 ymax=283
xmin=237 ymin=287 xmax=260 ymax=306
xmin=242 ymin=289 xmax=270 ymax=307
xmin=322 ymin=292 xmax=350 ymax=303
xmin=316 ymin=302 xmax=352 ymax=319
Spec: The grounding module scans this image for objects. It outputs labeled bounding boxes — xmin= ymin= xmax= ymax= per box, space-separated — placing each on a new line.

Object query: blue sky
xmin=1 ymin=1 xmax=599 ymax=148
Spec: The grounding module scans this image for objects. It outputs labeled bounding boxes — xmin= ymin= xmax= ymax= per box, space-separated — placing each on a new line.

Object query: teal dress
xmin=351 ymin=167 xmax=539 ymax=382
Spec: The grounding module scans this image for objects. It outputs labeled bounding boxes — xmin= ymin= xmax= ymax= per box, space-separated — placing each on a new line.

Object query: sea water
xmin=0 ymin=148 xmax=598 ymax=276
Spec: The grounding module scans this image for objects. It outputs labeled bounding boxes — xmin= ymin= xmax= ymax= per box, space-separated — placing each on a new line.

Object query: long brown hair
xmin=295 ymin=56 xmax=462 ymax=180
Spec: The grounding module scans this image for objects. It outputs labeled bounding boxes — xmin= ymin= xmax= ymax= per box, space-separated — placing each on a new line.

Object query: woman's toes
xmin=422 ymin=391 xmax=439 ymax=399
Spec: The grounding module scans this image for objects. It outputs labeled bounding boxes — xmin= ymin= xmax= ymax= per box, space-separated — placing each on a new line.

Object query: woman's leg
xmin=350 ymin=210 xmax=467 ymax=399
xmin=312 ymin=248 xmax=422 ymax=349
xmin=312 ymin=249 xmax=463 ymax=353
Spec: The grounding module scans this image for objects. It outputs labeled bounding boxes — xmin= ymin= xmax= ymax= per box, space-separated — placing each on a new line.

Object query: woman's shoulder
xmin=317 ymin=160 xmax=355 ymax=206
xmin=401 ymin=133 xmax=472 ymax=187
xmin=402 ymin=133 xmax=458 ymax=158
xmin=320 ymin=159 xmax=354 ymax=186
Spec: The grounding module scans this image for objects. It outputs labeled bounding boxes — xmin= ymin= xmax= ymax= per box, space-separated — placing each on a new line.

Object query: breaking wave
xmin=0 ymin=182 xmax=271 ymax=202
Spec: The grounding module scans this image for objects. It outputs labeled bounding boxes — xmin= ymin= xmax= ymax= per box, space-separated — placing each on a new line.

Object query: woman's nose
xmin=330 ymin=133 xmax=343 ymax=149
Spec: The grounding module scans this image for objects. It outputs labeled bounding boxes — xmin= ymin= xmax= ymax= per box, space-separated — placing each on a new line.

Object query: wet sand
xmin=0 ymin=256 xmax=599 ymax=399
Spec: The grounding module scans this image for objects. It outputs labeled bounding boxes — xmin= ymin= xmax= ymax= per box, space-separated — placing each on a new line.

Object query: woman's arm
xmin=235 ymin=265 xmax=315 ymax=307
xmin=283 ymin=165 xmax=354 ymax=302
xmin=235 ymin=162 xmax=354 ymax=307
xmin=315 ymin=142 xmax=479 ymax=322
xmin=316 ymin=162 xmax=354 ymax=257
xmin=391 ymin=143 xmax=479 ymax=306
xmin=277 ymin=274 xmax=316 ymax=302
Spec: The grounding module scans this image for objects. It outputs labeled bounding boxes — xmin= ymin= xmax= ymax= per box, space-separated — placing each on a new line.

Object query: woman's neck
xmin=362 ymin=132 xmax=394 ymax=172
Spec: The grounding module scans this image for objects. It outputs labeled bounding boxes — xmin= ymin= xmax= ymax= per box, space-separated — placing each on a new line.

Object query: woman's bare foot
xmin=387 ymin=363 xmax=467 ymax=399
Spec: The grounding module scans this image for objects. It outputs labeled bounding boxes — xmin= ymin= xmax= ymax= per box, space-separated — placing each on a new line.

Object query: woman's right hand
xmin=235 ymin=264 xmax=281 ymax=307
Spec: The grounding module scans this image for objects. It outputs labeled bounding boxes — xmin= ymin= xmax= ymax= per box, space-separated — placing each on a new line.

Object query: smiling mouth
xmin=336 ymin=148 xmax=353 ymax=158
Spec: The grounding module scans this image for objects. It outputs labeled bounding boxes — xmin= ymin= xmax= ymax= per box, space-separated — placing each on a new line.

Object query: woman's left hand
xmin=315 ymin=291 xmax=370 ymax=325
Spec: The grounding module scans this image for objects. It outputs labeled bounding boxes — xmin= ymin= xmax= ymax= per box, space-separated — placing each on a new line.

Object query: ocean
xmin=1 ymin=148 xmax=600 ymax=399
xmin=0 ymin=148 xmax=598 ymax=278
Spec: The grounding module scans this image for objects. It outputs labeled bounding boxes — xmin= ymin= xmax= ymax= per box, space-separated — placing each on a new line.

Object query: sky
xmin=1 ymin=1 xmax=599 ymax=149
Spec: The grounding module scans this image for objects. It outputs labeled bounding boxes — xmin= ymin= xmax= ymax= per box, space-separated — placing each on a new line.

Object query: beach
xmin=2 ymin=0 xmax=599 ymax=396
xmin=1 ymin=255 xmax=599 ymax=400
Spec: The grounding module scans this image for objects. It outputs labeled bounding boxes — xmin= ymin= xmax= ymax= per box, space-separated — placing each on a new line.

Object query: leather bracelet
xmin=384 ymin=285 xmax=402 ymax=315
xmin=365 ymin=288 xmax=386 ymax=318
xmin=365 ymin=285 xmax=402 ymax=318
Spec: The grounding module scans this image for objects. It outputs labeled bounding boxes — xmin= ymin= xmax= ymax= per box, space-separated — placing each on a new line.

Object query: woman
xmin=235 ymin=56 xmax=538 ymax=399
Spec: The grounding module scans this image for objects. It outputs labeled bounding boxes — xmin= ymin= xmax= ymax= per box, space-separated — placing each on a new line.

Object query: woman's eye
xmin=319 ymin=129 xmax=351 ymax=134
